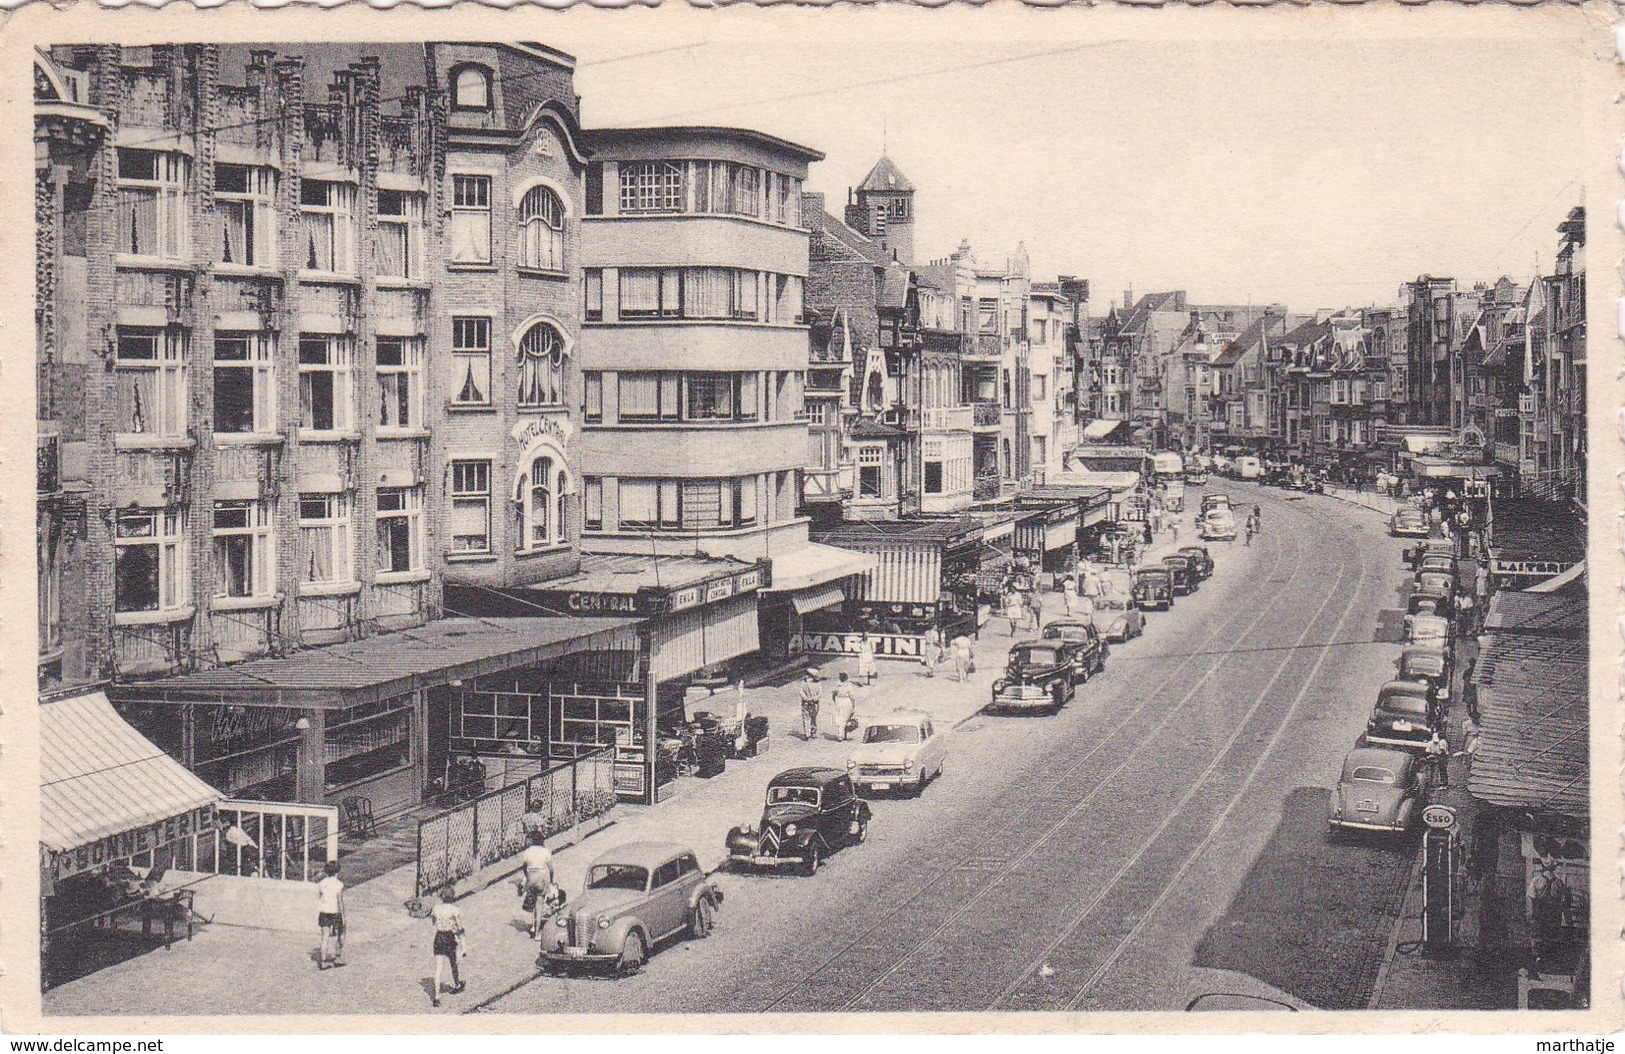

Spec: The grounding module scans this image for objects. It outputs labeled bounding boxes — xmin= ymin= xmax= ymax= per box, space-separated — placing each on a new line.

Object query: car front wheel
xmin=618 ymin=931 xmax=646 ymax=976
xmin=802 ymin=841 xmax=822 ymax=876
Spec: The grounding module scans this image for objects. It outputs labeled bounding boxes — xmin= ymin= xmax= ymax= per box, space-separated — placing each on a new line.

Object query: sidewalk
xmin=1322 ymin=484 xmax=1404 ymax=519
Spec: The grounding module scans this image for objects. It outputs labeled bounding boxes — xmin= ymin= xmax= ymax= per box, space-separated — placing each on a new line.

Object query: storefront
xmin=755 ymin=542 xmax=878 ymax=661
xmin=1016 ymin=487 xmax=1109 ymax=579
xmin=809 ymin=517 xmax=989 ymax=652
xmin=111 ymin=617 xmax=639 ymax=817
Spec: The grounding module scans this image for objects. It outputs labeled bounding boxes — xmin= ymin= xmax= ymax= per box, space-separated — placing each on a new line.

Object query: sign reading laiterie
xmin=1491 ymin=558 xmax=1576 ymax=579
xmin=791 ymin=632 xmax=925 ymax=663
xmin=51 ymin=805 xmax=217 ymax=879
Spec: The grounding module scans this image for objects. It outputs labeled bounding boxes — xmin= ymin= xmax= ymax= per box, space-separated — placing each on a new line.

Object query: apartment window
xmin=619 ymin=372 xmax=680 ymax=421
xmin=117 ymin=149 xmax=188 ymax=259
xmin=516 ymin=321 xmax=567 ymax=408
xmin=377 ymin=190 xmax=425 ymax=279
xmin=294 ymin=494 xmax=351 ymax=586
xmin=924 ymin=460 xmax=944 ymax=494
xmin=729 ymin=165 xmax=760 ymax=218
xmin=1032 ymin=374 xmax=1048 ymax=401
xmin=583 ymin=372 xmax=603 ymax=423
xmin=583 ymin=477 xmax=604 ymax=532
xmin=376 ymin=487 xmax=424 ymax=574
xmin=618 ymin=479 xmax=660 ymax=530
xmin=115 ymin=508 xmax=187 ymax=614
xmin=684 ymin=268 xmax=757 ymax=321
xmin=585 ymin=164 xmax=604 ymax=216
xmin=449 ymin=461 xmax=491 ymax=554
xmin=857 ymin=445 xmax=884 ymax=499
xmin=978 ymin=299 xmax=998 ymax=333
xmin=450 ymin=317 xmax=491 ymax=406
xmin=212 ymin=500 xmax=274 ymax=599
xmin=686 ymin=373 xmax=739 ymax=421
xmin=451 ymin=65 xmax=491 ymax=111
xmin=376 ymin=338 xmax=423 ymax=429
xmin=583 ymin=269 xmax=603 ymax=322
xmin=216 ymin=164 xmax=275 ymax=267
xmin=767 ymin=172 xmax=800 ymax=225
xmin=449 ymin=175 xmax=492 ymax=265
xmin=518 ymin=455 xmax=567 ymax=550
xmin=298 ymin=336 xmax=353 ymax=432
xmin=769 ymin=274 xmax=803 ymax=323
xmin=620 ymin=268 xmax=682 ymax=319
xmin=299 ymin=180 xmax=356 ymax=274
xmin=115 ymin=328 xmax=188 ymax=438
xmin=680 ymin=478 xmax=753 ymax=529
xmin=213 ymin=333 xmax=274 ymax=434
xmin=518 ymin=186 xmax=566 ymax=271
xmin=619 ymin=161 xmax=683 ymax=214
xmin=1032 ymin=435 xmax=1047 ymax=467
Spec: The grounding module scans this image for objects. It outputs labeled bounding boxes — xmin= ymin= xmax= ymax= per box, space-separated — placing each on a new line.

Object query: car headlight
xmin=554 ymin=916 xmax=568 ymax=927
xmin=1437 ymin=687 xmax=1450 ymax=700
xmin=993 ymin=679 xmax=1007 ymax=693
xmin=784 ymin=824 xmax=798 ymax=837
xmin=736 ymin=823 xmax=749 ymax=834
xmin=846 ymin=758 xmax=857 ymax=769
xmin=597 ymin=915 xmax=611 ymax=929
xmin=904 ymin=759 xmax=915 ymax=771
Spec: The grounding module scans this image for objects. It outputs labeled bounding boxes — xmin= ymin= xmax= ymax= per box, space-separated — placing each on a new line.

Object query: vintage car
xmin=1404 ymin=539 xmax=1455 ymax=570
xmin=1132 ymin=567 xmax=1175 ymax=611
xmin=1364 ymin=680 xmax=1439 ymax=750
xmin=1328 ymin=747 xmax=1431 ymax=835
xmin=1090 ymin=591 xmax=1145 ymax=643
xmin=1200 ymin=507 xmax=1239 ymax=542
xmin=725 ymin=768 xmax=871 ymax=875
xmin=1161 ymin=555 xmax=1197 ymax=596
xmin=1389 ymin=507 xmax=1430 ymax=538
xmin=1407 ymin=588 xmax=1453 ymax=620
xmin=1200 ymin=493 xmax=1232 ymax=517
xmin=1041 ymin=619 xmax=1110 ymax=681
xmin=846 ymin=710 xmax=947 ymax=796
xmin=1184 ymin=470 xmax=1209 ymax=485
xmin=540 ymin=841 xmax=722 ymax=975
xmin=1407 ymin=612 xmax=1453 ymax=647
xmin=990 ymin=640 xmax=1080 ymax=713
xmin=1178 ymin=545 xmax=1215 ymax=580
xmin=1416 ymin=552 xmax=1458 ymax=577
xmin=1398 ymin=646 xmax=1452 ymax=705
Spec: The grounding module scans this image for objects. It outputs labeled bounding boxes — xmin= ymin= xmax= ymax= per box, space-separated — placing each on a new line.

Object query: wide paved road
xmin=483 ymin=483 xmax=1418 ymax=1016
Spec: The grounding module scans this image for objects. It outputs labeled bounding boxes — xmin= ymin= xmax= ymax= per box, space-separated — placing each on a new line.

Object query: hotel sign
xmin=666 ymin=568 xmax=763 ymax=614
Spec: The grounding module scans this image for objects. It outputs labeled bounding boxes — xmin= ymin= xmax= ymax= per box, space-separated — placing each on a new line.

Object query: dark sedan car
xmin=1178 ymin=545 xmax=1215 ymax=580
xmin=990 ymin=640 xmax=1080 ymax=713
xmin=1364 ymin=681 xmax=1440 ymax=750
xmin=1161 ymin=555 xmax=1197 ymax=596
xmin=725 ymin=768 xmax=871 ymax=875
xmin=1041 ymin=619 xmax=1109 ymax=683
xmin=1133 ymin=567 xmax=1174 ymax=611
xmin=1398 ymin=645 xmax=1451 ymax=706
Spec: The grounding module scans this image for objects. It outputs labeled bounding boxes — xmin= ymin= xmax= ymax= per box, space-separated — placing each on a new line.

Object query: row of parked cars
xmin=1328 ymin=538 xmax=1459 ymax=837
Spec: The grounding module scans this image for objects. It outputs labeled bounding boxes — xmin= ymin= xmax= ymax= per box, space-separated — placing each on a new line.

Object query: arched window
xmin=515 ymin=452 xmax=568 ymax=550
xmin=518 ymin=185 xmax=565 ymax=271
xmin=451 ymin=66 xmax=491 ymax=111
xmin=516 ymin=321 xmax=567 ymax=408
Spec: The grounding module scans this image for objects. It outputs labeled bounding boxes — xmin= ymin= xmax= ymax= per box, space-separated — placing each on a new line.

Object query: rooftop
xmin=856 ymin=155 xmax=914 ymax=193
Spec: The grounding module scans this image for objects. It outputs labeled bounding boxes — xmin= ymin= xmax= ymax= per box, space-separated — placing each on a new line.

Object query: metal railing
xmin=921 ymin=405 xmax=974 ymax=433
xmin=187 ymin=800 xmax=340 ymax=883
xmin=972 ymin=402 xmax=1003 ymax=428
xmin=415 ymin=746 xmax=616 ymax=898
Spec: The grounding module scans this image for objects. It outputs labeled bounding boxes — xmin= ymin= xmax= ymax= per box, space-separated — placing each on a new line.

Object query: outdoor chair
xmin=341 ymin=796 xmax=379 ymax=839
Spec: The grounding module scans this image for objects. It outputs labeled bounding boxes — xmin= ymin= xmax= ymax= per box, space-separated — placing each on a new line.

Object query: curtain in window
xmin=684 ymin=269 xmax=732 ymax=320
xmin=529 ymin=457 xmax=553 ymax=546
xmin=739 ymin=373 xmax=759 ymax=419
xmin=739 ymin=478 xmax=757 ymax=525
xmin=519 ymin=187 xmax=565 ymax=270
xmin=621 ymin=269 xmax=661 ymax=316
xmin=304 ymin=525 xmax=334 ymax=582
xmin=517 ymin=324 xmax=565 ymax=407
xmin=378 ymin=223 xmax=409 ymax=277
xmin=619 ymin=480 xmax=658 ymax=526
xmin=119 ymin=188 xmax=158 ymax=256
xmin=449 ymin=210 xmax=489 ymax=264
xmin=682 ymin=480 xmax=723 ymax=528
xmin=620 ymin=373 xmax=661 ymax=418
xmin=304 ymin=213 xmax=334 ymax=271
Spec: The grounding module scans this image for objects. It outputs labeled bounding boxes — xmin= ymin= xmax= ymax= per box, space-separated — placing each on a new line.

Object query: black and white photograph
xmin=10 ymin=3 xmax=1612 ymax=1031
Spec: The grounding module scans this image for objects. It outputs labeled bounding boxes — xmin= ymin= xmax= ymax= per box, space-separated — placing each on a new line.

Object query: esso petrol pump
xmin=1421 ymin=804 xmax=1462 ymax=953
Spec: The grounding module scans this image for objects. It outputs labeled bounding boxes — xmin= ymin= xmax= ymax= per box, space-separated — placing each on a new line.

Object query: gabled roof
xmin=1211 ymin=317 xmax=1280 ymax=368
xmin=857 ymin=155 xmax=914 ymax=193
xmin=913 ymin=262 xmax=954 ymax=293
xmin=850 ymin=417 xmax=905 ymax=440
xmin=879 ymin=266 xmax=911 ymax=309
xmin=809 ymin=207 xmax=889 ymax=265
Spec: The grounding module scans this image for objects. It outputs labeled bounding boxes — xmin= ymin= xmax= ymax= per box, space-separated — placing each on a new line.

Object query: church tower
xmin=845 ymin=155 xmax=916 ymax=266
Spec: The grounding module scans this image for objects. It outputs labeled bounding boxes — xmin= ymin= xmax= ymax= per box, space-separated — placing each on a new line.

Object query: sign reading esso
xmin=1422 ymin=804 xmax=1457 ymax=830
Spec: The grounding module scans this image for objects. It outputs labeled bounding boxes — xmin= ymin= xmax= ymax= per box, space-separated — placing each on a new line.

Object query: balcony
xmin=921 ymin=405 xmax=974 ymax=433
xmin=803 ymin=464 xmax=854 ymax=503
xmin=963 ymin=335 xmax=1003 ymax=363
xmin=973 ymin=473 xmax=1003 ymax=501
xmin=972 ymin=402 xmax=1003 ymax=431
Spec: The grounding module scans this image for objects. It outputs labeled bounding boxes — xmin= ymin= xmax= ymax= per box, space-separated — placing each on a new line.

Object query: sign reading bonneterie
xmin=50 ymin=805 xmax=217 ymax=878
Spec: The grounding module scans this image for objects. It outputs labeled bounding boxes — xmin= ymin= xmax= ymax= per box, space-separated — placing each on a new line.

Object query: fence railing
xmin=415 ymin=746 xmax=617 ymax=898
xmin=184 ymin=800 xmax=339 ymax=883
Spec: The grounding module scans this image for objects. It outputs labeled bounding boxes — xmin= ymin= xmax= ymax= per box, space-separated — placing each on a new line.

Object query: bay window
xmin=449 ymin=175 xmax=492 ymax=265
xmin=448 ymin=460 xmax=491 ymax=554
xmin=376 ymin=190 xmax=425 ymax=279
xmin=376 ymin=337 xmax=423 ymax=429
xmin=518 ymin=185 xmax=565 ymax=271
xmin=450 ymin=317 xmax=491 ymax=406
xmin=115 ymin=328 xmax=188 ymax=438
xmin=516 ymin=321 xmax=567 ymax=409
xmin=213 ymin=332 xmax=275 ymax=435
xmin=115 ymin=508 xmax=187 ymax=614
xmin=857 ymin=445 xmax=884 ymax=499
xmin=216 ymin=164 xmax=275 ymax=268
xmin=376 ymin=487 xmax=424 ymax=574
xmin=299 ymin=180 xmax=355 ymax=274
xmin=212 ymin=499 xmax=274 ymax=599
xmin=298 ymin=336 xmax=353 ymax=432
xmin=298 ymin=493 xmax=353 ymax=585
xmin=117 ymin=149 xmax=189 ymax=259
xmin=613 ymin=477 xmax=756 ymax=532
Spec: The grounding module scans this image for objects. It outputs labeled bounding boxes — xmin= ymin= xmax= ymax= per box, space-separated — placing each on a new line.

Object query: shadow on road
xmin=1192 ymin=786 xmax=1415 ymax=1009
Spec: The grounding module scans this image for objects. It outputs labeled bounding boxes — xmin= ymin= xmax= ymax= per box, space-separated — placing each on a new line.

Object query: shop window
xmin=325 ymin=699 xmax=413 ymax=792
xmin=299 ymin=180 xmax=356 ymax=274
xmin=449 ymin=460 xmax=491 ymax=554
xmin=376 ymin=190 xmax=425 ymax=279
xmin=115 ymin=328 xmax=187 ymax=438
xmin=298 ymin=493 xmax=353 ymax=585
xmin=115 ymin=508 xmax=186 ymax=614
xmin=212 ymin=499 xmax=274 ymax=599
xmin=298 ymin=336 xmax=353 ymax=432
xmin=117 ymin=149 xmax=189 ymax=259
xmin=516 ymin=321 xmax=568 ymax=409
xmin=450 ymin=317 xmax=491 ymax=407
xmin=449 ymin=175 xmax=492 ymax=265
xmin=376 ymin=486 xmax=424 ymax=575
xmin=216 ymin=164 xmax=275 ymax=268
xmin=213 ymin=333 xmax=275 ymax=435
xmin=376 ymin=337 xmax=423 ymax=430
xmin=518 ymin=185 xmax=566 ymax=271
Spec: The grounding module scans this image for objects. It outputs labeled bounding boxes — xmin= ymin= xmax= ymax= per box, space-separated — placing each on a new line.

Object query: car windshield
xmin=1043 ymin=625 xmax=1088 ymax=641
xmin=1096 ymin=597 xmax=1128 ymax=610
xmin=1136 ymin=571 xmax=1169 ymax=583
xmin=1349 ymin=765 xmax=1398 ymax=785
xmin=587 ymin=864 xmax=649 ymax=892
xmin=1379 ymin=693 xmax=1428 ymax=716
xmin=864 ymin=724 xmax=923 ymax=745
xmin=1403 ymin=656 xmax=1444 ymax=676
xmin=768 ymin=785 xmax=820 ymax=806
xmin=1014 ymin=646 xmax=1061 ymax=665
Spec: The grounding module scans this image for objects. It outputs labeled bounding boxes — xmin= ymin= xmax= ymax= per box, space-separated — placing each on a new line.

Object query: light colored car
xmin=540 ymin=841 xmax=722 ymax=975
xmin=846 ymin=710 xmax=947 ymax=796
xmin=1328 ymin=747 xmax=1430 ymax=835
xmin=1091 ymin=592 xmax=1145 ymax=642
xmin=1390 ymin=507 xmax=1430 ymax=538
xmin=1200 ymin=507 xmax=1238 ymax=541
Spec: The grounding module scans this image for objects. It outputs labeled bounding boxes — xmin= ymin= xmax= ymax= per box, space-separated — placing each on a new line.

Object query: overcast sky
xmin=542 ymin=11 xmax=1587 ymax=315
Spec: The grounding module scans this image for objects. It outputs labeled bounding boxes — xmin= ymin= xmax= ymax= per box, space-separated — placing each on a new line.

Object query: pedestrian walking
xmin=1456 ymin=589 xmax=1476 ymax=637
xmin=430 ymin=885 xmax=466 ymax=1006
xmin=520 ymin=798 xmax=549 ymax=841
xmin=831 ymin=673 xmax=857 ymax=741
xmin=1025 ymin=589 xmax=1044 ymax=630
xmin=1004 ymin=592 xmax=1024 ymax=636
xmin=951 ymin=633 xmax=974 ymax=683
xmin=1142 ymin=520 xmax=1154 ymax=547
xmin=1475 ymin=563 xmax=1490 ymax=602
xmin=316 ymin=860 xmax=345 ymax=970
xmin=518 ymin=831 xmax=555 ymax=940
xmin=797 ymin=669 xmax=822 ymax=740
xmin=1061 ymin=575 xmax=1077 ymax=607
xmin=1424 ymin=730 xmax=1451 ymax=789
xmin=856 ymin=632 xmax=878 ymax=686
xmin=921 ymin=625 xmax=942 ymax=677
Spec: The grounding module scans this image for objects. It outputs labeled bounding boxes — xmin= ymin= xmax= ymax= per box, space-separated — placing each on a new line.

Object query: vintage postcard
xmin=0 ymin=0 xmax=1618 ymax=1036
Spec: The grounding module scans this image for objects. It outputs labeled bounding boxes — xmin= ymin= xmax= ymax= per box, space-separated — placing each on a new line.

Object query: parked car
xmin=1390 ymin=507 xmax=1430 ymax=538
xmin=1407 ymin=588 xmax=1453 ymax=619
xmin=1398 ymin=645 xmax=1452 ymax=706
xmin=990 ymin=640 xmax=1080 ymax=713
xmin=1161 ymin=555 xmax=1197 ymax=595
xmin=1184 ymin=470 xmax=1209 ymax=485
xmin=1200 ymin=493 xmax=1233 ymax=517
xmin=1407 ymin=613 xmax=1453 ymax=648
xmin=1416 ymin=552 xmax=1458 ymax=577
xmin=1090 ymin=591 xmax=1145 ymax=643
xmin=846 ymin=710 xmax=947 ymax=797
xmin=1364 ymin=681 xmax=1439 ymax=750
xmin=1235 ymin=456 xmax=1263 ymax=480
xmin=539 ymin=841 xmax=722 ymax=975
xmin=1132 ymin=566 xmax=1174 ymax=611
xmin=1328 ymin=747 xmax=1430 ymax=835
xmin=1200 ymin=507 xmax=1239 ymax=542
xmin=1042 ymin=618 xmax=1110 ymax=681
xmin=1405 ymin=539 xmax=1455 ymax=571
xmin=1178 ymin=545 xmax=1215 ymax=580
xmin=725 ymin=768 xmax=871 ymax=875
xmin=1415 ymin=569 xmax=1456 ymax=598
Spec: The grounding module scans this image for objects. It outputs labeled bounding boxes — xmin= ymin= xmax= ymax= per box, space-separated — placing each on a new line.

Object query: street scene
xmin=30 ymin=32 xmax=1588 ymax=1020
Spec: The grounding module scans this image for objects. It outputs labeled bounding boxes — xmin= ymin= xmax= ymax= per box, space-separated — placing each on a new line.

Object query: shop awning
xmin=1409 ymin=456 xmax=1500 ymax=480
xmin=767 ymin=543 xmax=877 ymax=593
xmin=791 ymin=582 xmax=848 ymax=615
xmin=41 ymin=690 xmax=221 ymax=862
xmin=1467 ymin=633 xmax=1587 ymax=819
xmin=111 ymin=617 xmax=640 ymax=709
xmin=1082 ymin=419 xmax=1127 ymax=441
xmin=1404 ymin=434 xmax=1451 ymax=455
